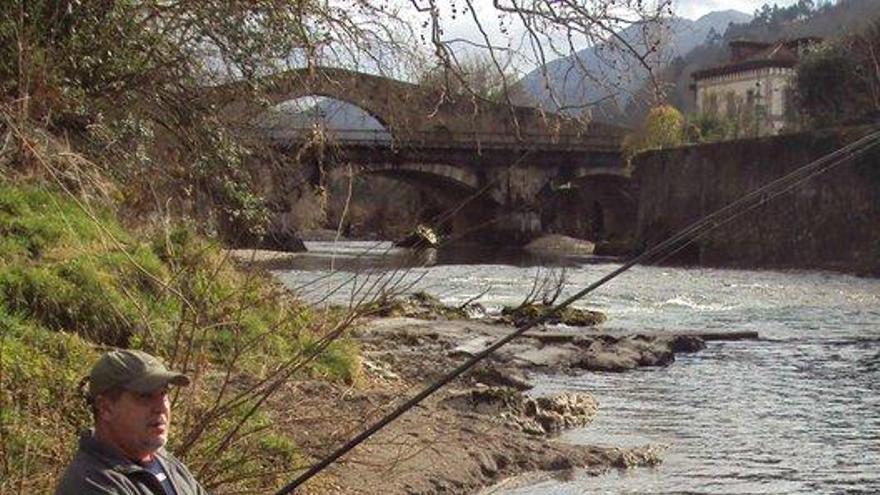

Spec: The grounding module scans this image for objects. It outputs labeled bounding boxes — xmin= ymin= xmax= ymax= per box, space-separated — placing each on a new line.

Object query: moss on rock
xmin=499 ymin=303 xmax=607 ymax=327
xmin=359 ymin=291 xmax=471 ymax=320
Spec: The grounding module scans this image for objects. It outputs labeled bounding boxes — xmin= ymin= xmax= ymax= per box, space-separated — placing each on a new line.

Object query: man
xmin=55 ymin=349 xmax=208 ymax=494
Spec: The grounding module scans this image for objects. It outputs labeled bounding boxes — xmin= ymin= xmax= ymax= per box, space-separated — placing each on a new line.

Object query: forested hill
xmin=512 ymin=10 xmax=752 ymax=119
xmin=726 ymin=0 xmax=880 ymax=42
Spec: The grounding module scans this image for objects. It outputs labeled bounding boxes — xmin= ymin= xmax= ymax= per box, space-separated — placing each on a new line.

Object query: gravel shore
xmin=277 ymin=314 xmax=754 ymax=494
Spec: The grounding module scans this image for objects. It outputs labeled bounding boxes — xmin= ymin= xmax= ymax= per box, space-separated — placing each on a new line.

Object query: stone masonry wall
xmin=634 ymin=127 xmax=880 ymax=276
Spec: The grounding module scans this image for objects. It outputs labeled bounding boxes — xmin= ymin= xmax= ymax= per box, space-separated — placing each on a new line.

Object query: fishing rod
xmin=274 ymin=127 xmax=880 ymax=494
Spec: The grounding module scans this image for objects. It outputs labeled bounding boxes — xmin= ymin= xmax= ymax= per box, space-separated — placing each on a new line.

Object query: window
xmin=783 ymin=88 xmax=796 ymax=122
xmin=726 ymin=92 xmax=737 ymax=116
xmin=704 ymin=92 xmax=719 ymax=115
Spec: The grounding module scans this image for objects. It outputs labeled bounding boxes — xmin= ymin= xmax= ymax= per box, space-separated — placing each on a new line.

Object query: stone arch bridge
xmin=212 ymin=67 xmax=636 ymax=244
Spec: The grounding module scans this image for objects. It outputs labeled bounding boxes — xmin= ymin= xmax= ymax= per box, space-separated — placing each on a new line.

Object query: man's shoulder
xmin=54 ymin=440 xmax=207 ymax=495
xmin=54 ymin=449 xmax=134 ymax=495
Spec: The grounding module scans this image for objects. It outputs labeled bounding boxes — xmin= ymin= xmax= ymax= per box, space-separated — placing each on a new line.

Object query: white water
xmin=275 ymin=242 xmax=880 ymax=494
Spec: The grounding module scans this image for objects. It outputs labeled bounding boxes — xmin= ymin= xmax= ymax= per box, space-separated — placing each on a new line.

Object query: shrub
xmin=685 ymin=112 xmax=733 ymax=143
xmin=623 ymin=104 xmax=686 ymax=169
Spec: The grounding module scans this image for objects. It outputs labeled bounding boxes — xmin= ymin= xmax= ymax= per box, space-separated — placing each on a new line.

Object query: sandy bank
xmin=276 ymin=316 xmax=757 ymax=494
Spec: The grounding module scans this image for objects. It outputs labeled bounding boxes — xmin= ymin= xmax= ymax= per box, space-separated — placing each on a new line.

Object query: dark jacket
xmin=54 ymin=432 xmax=208 ymax=495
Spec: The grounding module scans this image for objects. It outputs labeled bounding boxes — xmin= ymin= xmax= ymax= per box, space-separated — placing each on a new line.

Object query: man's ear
xmin=94 ymin=394 xmax=115 ymax=421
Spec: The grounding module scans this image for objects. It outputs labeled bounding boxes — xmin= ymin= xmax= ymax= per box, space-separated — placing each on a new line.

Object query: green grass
xmin=0 ymin=303 xmax=97 ymax=493
xmin=0 ymin=183 xmax=124 ymax=260
xmin=0 ymin=182 xmax=360 ymax=493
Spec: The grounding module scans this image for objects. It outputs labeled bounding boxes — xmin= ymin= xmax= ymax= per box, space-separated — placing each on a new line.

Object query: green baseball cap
xmin=87 ymin=349 xmax=190 ymax=398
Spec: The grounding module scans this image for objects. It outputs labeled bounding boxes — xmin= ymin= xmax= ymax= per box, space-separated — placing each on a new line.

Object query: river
xmin=274 ymin=241 xmax=880 ymax=494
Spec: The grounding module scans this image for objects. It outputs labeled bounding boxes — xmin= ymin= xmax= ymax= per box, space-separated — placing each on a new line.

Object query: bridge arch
xmin=259 ymin=96 xmax=393 ymax=144
xmin=213 ymin=66 xmax=626 ymax=146
xmin=266 ymin=91 xmax=394 ymax=133
xmin=365 ymin=162 xmax=502 ymax=206
xmin=542 ymin=173 xmax=636 ymax=241
xmin=365 ymin=162 xmax=501 ymax=238
xmin=219 ymin=67 xmax=432 ymax=140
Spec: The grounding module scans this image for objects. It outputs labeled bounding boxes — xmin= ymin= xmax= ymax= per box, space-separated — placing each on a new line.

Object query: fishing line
xmin=274 ymin=127 xmax=880 ymax=494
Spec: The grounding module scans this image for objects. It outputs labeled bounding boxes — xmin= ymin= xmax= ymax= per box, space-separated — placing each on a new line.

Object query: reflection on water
xmin=275 ymin=242 xmax=880 ymax=494
xmin=277 ymin=241 xmax=622 ymax=272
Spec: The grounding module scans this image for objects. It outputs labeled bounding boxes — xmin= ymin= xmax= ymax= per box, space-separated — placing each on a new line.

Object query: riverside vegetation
xmin=0 ymin=181 xmax=360 ymax=493
xmin=0 ymin=2 xmax=388 ymax=490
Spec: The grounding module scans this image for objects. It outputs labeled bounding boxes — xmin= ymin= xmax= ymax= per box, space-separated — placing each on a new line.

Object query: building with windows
xmin=692 ymin=37 xmax=821 ymax=136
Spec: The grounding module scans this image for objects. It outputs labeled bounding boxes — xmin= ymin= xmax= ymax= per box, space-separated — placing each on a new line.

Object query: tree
xmin=1 ymin=0 xmax=680 ymax=246
xmin=705 ymin=27 xmax=723 ymax=46
xmin=415 ymin=53 xmax=527 ymax=103
xmin=753 ymin=0 xmax=817 ymax=27
xmin=0 ymin=0 xmax=415 ymax=242
xmin=623 ymin=104 xmax=684 ymax=168
xmin=795 ymin=21 xmax=880 ymax=128
xmin=642 ymin=104 xmax=685 ymax=149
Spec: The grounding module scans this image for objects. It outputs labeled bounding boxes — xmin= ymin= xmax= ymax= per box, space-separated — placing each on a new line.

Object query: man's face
xmin=96 ymin=387 xmax=171 ymax=462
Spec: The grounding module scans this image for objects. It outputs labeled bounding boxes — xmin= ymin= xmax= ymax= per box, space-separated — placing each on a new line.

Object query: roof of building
xmin=692 ymin=37 xmax=820 ymax=81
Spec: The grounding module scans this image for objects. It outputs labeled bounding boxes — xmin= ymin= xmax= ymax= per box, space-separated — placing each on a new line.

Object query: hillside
xmin=513 ymin=10 xmax=752 ymax=121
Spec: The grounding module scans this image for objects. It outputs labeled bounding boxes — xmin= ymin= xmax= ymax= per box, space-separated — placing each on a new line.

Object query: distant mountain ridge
xmin=514 ymin=10 xmax=752 ymax=119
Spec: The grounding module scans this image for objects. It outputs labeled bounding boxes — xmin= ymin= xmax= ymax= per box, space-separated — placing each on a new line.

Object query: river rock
xmin=394 ymin=224 xmax=439 ymax=248
xmin=523 ymin=393 xmax=599 ymax=435
xmin=523 ymin=234 xmax=595 ymax=256
xmin=255 ymin=230 xmax=306 ymax=252
xmin=571 ymin=335 xmax=680 ymax=372
xmin=443 ymin=387 xmax=521 ymax=416
xmin=363 ymin=291 xmax=469 ymax=320
xmin=572 ymin=348 xmax=642 ymax=372
xmin=467 ymin=364 xmax=533 ymax=391
xmin=668 ymin=335 xmax=707 ymax=353
xmin=594 ymin=239 xmax=634 ymax=257
xmin=499 ymin=303 xmax=607 ymax=327
xmin=450 ymin=336 xmax=495 ymax=358
xmin=610 ymin=445 xmax=665 ymax=469
xmin=442 ymin=388 xmax=597 ymax=436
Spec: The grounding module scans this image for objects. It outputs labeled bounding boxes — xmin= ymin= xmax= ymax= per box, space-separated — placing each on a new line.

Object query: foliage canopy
xmin=796 ymin=20 xmax=880 ymax=127
xmin=623 ymin=104 xmax=684 ymax=166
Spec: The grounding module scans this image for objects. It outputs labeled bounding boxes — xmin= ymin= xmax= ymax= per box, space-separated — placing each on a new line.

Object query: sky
xmin=417 ymin=0 xmax=803 ymax=74
xmin=397 ymin=0 xmax=797 ymax=73
xmin=675 ymin=0 xmax=798 ymax=20
xmin=431 ymin=1 xmax=804 ymax=45
xmin=289 ymin=0 xmax=805 ymax=118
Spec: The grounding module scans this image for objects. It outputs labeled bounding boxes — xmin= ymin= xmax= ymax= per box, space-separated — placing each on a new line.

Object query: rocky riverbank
xmin=279 ymin=299 xmax=758 ymax=494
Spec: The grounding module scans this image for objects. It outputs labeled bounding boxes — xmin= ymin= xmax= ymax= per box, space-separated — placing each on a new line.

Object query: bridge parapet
xmin=212 ymin=66 xmax=628 ymax=148
xmin=245 ymin=127 xmax=623 ymax=153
